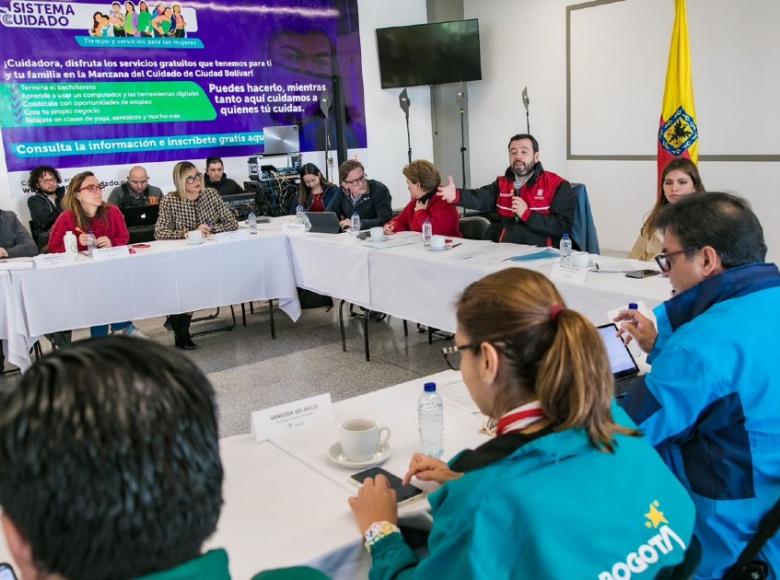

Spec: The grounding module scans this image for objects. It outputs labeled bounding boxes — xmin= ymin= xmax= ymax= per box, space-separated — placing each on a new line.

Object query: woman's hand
xmin=383 ymin=222 xmax=395 ymax=235
xmin=403 ymin=453 xmax=462 ymax=485
xmin=414 ymin=199 xmax=429 ymax=212
xmin=197 ymin=223 xmax=211 ymax=235
xmin=78 ymin=234 xmax=89 ymax=246
xmin=95 ymin=236 xmax=112 ymax=248
xmin=348 ymin=475 xmax=399 ymax=534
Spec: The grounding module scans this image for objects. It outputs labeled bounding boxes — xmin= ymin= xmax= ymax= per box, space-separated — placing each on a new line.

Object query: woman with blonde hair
xmin=628 ymin=157 xmax=705 ymax=261
xmin=155 ymin=161 xmax=237 ymax=349
xmin=349 ymin=268 xmax=697 ymax=578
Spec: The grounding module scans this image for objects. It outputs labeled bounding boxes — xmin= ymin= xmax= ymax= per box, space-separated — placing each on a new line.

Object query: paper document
xmin=438 ymin=381 xmax=481 ymax=414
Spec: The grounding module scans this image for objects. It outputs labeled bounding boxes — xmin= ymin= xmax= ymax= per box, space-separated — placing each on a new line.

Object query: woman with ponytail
xmin=349 ymin=268 xmax=698 ymax=579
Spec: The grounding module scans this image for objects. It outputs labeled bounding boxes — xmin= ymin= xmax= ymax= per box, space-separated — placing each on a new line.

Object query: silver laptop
xmin=597 ymin=323 xmax=644 ymax=398
xmin=262 ymin=125 xmax=300 ymax=155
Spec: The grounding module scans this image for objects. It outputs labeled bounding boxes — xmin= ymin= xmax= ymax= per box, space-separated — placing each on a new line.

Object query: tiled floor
xmin=1 ymin=303 xmax=452 ymax=438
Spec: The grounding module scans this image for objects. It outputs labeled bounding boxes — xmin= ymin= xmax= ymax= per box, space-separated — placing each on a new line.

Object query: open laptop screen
xmin=597 ymin=323 xmax=639 ymax=379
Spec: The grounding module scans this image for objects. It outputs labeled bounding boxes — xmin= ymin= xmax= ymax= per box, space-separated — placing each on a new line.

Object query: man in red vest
xmin=437 ymin=133 xmax=575 ymax=247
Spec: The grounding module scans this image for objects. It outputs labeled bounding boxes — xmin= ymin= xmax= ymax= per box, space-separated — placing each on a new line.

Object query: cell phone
xmin=625 ymin=269 xmax=660 ymax=279
xmin=0 ymin=563 xmax=18 ymax=580
xmin=131 ymin=243 xmax=151 ymax=249
xmin=356 ymin=231 xmax=371 ymax=240
xmin=256 ymin=216 xmax=271 ymax=224
xmin=350 ymin=467 xmax=424 ymax=505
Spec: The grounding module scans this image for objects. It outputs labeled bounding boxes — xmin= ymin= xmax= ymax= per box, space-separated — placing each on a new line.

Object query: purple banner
xmin=0 ymin=0 xmax=366 ymax=172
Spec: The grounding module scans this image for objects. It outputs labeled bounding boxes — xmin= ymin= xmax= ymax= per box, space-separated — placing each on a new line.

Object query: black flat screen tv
xmin=376 ymin=19 xmax=482 ymax=89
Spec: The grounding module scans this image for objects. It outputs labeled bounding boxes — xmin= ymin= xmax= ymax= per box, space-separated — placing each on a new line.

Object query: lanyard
xmin=496 ymin=402 xmax=545 ymax=436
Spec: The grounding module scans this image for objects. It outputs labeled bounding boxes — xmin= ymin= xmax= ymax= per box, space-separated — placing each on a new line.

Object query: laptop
xmin=306 ymin=211 xmax=342 ymax=234
xmin=222 ymin=192 xmax=258 ymax=221
xmin=123 ymin=205 xmax=159 ymax=228
xmin=597 ymin=323 xmax=645 ymax=398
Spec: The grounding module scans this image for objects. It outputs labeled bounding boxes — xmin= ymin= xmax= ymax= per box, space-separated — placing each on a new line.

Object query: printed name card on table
xmin=34 ymin=254 xmax=77 ymax=269
xmin=550 ymin=263 xmax=588 ymax=285
xmin=251 ymin=393 xmax=334 ymax=442
xmin=215 ymin=230 xmax=249 ymax=243
xmin=92 ymin=246 xmax=131 ymax=261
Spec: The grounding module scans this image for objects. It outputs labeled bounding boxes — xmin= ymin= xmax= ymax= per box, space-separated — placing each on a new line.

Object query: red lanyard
xmin=496 ymin=405 xmax=545 ymax=436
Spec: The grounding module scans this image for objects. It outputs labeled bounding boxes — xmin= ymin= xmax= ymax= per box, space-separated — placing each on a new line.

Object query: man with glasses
xmin=328 ymin=160 xmax=392 ymax=231
xmin=614 ymin=192 xmax=780 ymax=579
xmin=108 ymin=165 xmax=164 ymax=210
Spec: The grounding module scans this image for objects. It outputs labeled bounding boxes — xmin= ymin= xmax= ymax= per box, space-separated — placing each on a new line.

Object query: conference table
xmin=0 ymin=217 xmax=671 ymax=370
xmin=0 ymin=370 xmax=487 ymax=579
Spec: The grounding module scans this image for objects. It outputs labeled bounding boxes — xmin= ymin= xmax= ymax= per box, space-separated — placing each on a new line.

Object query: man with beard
xmin=437 ymin=133 xmax=575 ymax=247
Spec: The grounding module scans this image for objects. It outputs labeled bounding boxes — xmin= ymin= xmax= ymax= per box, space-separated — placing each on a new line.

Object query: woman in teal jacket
xmin=350 ymin=268 xmax=698 ymax=579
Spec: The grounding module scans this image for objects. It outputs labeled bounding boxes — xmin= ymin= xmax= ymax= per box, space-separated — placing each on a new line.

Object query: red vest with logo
xmin=495 ymin=171 xmax=566 ymax=220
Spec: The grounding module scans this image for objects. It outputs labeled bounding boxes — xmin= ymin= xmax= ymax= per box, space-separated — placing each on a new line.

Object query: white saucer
xmin=327 ymin=442 xmax=391 ymax=469
xmin=428 ymin=243 xmax=452 ymax=252
xmin=186 ymin=239 xmax=206 ymax=246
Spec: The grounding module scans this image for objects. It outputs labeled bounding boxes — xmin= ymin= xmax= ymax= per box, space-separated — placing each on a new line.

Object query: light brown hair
xmin=402 ymin=160 xmax=441 ymax=193
xmin=456 ymin=268 xmax=638 ymax=451
xmin=338 ymin=159 xmax=364 ymax=184
xmin=641 ymin=157 xmax=705 ymax=237
xmin=63 ymin=171 xmax=107 ymax=231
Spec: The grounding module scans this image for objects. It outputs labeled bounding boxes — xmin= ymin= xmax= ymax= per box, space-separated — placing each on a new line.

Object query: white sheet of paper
xmin=252 ymin=393 xmax=334 ymax=442
xmin=437 ymin=381 xmax=481 ymax=414
xmin=215 ymin=230 xmax=249 ymax=243
xmin=92 ymin=246 xmax=130 ymax=261
xmin=0 ymin=258 xmax=34 ymax=271
xmin=34 ymin=254 xmax=77 ymax=269
xmin=550 ymin=263 xmax=588 ymax=285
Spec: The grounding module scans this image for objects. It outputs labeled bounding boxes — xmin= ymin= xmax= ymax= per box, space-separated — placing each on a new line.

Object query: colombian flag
xmin=657 ymin=0 xmax=698 ymax=183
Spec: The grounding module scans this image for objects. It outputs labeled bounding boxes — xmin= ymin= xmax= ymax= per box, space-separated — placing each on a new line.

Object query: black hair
xmin=507 ymin=133 xmax=539 ymax=153
xmin=205 ymin=156 xmax=224 ymax=168
xmin=0 ymin=336 xmax=223 ymax=580
xmin=655 ymin=191 xmax=767 ymax=268
xmin=28 ymin=165 xmax=62 ymax=193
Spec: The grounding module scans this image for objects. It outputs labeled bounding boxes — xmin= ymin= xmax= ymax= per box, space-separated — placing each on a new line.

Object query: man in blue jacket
xmin=616 ymin=192 xmax=780 ymax=580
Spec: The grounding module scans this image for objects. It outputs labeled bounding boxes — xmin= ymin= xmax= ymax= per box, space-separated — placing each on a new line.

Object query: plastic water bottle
xmin=247 ymin=212 xmax=257 ymax=235
xmin=351 ymin=212 xmax=361 ymax=233
xmin=64 ymin=230 xmax=78 ymax=256
xmin=295 ymin=205 xmax=305 ymax=225
xmin=418 ymin=382 xmax=443 ymax=458
xmin=85 ymin=233 xmax=97 ymax=257
xmin=422 ymin=218 xmax=433 ymax=247
xmin=560 ymin=233 xmax=573 ymax=266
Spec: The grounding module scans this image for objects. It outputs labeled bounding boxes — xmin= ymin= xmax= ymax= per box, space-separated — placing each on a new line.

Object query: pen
xmin=450 ymin=242 xmax=462 ymax=248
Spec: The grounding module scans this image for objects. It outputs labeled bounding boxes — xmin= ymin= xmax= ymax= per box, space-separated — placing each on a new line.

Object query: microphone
xmin=513 ymin=177 xmax=522 ymax=222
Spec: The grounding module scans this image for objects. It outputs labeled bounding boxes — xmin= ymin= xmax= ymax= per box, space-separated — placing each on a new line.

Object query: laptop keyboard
xmin=615 ymin=374 xmax=646 ymax=398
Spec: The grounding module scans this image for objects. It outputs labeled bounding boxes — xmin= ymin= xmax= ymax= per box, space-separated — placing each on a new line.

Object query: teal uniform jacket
xmin=369 ymin=407 xmax=696 ymax=580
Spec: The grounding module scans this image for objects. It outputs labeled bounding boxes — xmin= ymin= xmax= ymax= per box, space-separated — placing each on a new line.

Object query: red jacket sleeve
xmin=106 ymin=206 xmax=129 ymax=247
xmin=410 ymin=197 xmax=462 ymax=237
xmin=47 ymin=211 xmax=75 ymax=253
xmin=390 ymin=199 xmax=414 ymax=233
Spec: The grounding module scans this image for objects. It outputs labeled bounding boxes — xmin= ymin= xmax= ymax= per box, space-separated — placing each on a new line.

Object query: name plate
xmin=92 ymin=245 xmax=131 ymax=261
xmin=550 ymin=263 xmax=588 ymax=285
xmin=251 ymin=393 xmax=333 ymax=442
xmin=34 ymin=253 xmax=77 ymax=269
xmin=215 ymin=230 xmax=248 ymax=243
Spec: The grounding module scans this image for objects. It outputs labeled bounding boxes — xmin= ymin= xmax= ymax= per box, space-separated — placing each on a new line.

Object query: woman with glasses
xmin=628 ymin=158 xmax=705 ymax=261
xmin=48 ymin=172 xmax=143 ymax=338
xmin=349 ymin=268 xmax=697 ymax=578
xmin=155 ymin=161 xmax=237 ymax=349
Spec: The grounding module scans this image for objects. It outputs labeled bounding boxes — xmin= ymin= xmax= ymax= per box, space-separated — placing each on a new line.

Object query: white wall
xmin=465 ymin=0 xmax=780 ymax=262
xmin=0 ymin=0 xmax=432 ymax=218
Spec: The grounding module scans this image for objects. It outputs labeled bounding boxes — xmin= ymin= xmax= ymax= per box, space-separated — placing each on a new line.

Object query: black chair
xmin=29 ymin=220 xmax=49 ymax=251
xmin=459 ymin=216 xmax=491 ymax=240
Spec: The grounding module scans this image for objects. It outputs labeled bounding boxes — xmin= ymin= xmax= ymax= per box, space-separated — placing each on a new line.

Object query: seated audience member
xmin=616 ymin=192 xmax=780 ymax=579
xmin=155 ymin=161 xmax=238 ymax=349
xmin=48 ymin=172 xmax=143 ymax=338
xmin=107 ymin=165 xmax=164 ymax=210
xmin=26 ymin=165 xmax=65 ymax=235
xmin=383 ymin=160 xmax=461 ymax=238
xmin=204 ymin=156 xmax=244 ymax=196
xmin=437 ymin=133 xmax=575 ymax=247
xmin=0 ymin=209 xmax=39 ymax=370
xmin=289 ymin=163 xmax=339 ymax=214
xmin=350 ymin=268 xmax=697 ymax=578
xmin=0 ymin=336 xmax=328 ymax=580
xmin=628 ymin=158 xmax=705 ymax=261
xmin=328 ymin=160 xmax=392 ymax=230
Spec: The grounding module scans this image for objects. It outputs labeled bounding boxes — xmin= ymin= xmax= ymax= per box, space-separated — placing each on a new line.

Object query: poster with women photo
xmin=0 ymin=0 xmax=367 ymax=197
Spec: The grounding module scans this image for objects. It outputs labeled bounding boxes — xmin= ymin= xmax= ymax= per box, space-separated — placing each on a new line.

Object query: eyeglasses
xmin=185 ymin=173 xmax=202 ymax=184
xmin=343 ymin=173 xmax=367 ymax=186
xmin=654 ymin=248 xmax=693 ymax=272
xmin=441 ymin=342 xmax=482 ymax=371
xmin=79 ymin=184 xmax=102 ymax=193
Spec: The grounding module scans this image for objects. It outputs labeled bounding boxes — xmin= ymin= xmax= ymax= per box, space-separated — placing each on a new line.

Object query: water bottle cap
xmin=423 ymin=382 xmax=436 ymax=392
xmin=563 ymin=233 xmax=570 ymax=238
xmin=628 ymin=302 xmax=638 ymax=310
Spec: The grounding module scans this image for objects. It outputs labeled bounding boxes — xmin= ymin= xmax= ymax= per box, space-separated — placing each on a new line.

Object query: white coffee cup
xmin=572 ymin=251 xmax=590 ymax=268
xmin=339 ymin=418 xmax=391 ymax=462
xmin=431 ymin=235 xmax=446 ymax=250
xmin=186 ymin=229 xmax=203 ymax=244
xmin=370 ymin=227 xmax=384 ymax=242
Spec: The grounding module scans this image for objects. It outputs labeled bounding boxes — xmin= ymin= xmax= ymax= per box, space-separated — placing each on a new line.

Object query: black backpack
xmin=723 ymin=497 xmax=780 ymax=580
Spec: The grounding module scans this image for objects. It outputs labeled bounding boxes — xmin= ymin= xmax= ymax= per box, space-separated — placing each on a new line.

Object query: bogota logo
xmin=598 ymin=501 xmax=687 ymax=580
xmin=659 ymin=106 xmax=698 ymax=156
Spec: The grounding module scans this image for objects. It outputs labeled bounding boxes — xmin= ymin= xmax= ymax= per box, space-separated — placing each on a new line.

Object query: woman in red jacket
xmin=49 ymin=171 xmax=143 ymax=338
xmin=384 ymin=160 xmax=461 ymax=238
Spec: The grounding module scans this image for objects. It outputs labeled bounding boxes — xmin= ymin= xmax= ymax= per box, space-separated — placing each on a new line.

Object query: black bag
xmin=297 ymin=288 xmax=333 ymax=310
xmin=723 ymin=496 xmax=780 ymax=580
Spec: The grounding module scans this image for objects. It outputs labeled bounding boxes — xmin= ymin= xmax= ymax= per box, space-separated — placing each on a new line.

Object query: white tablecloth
xmin=8 ymin=231 xmax=301 ymax=369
